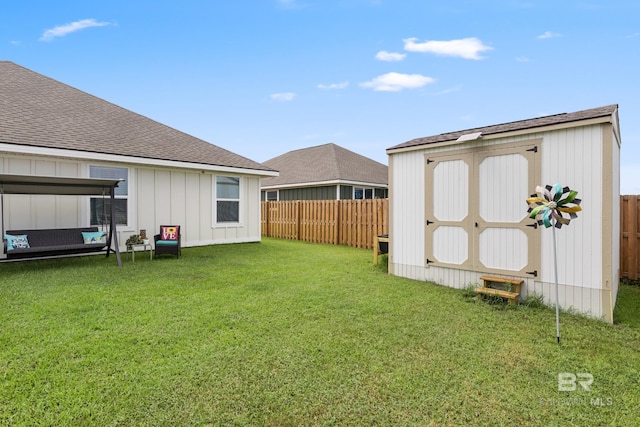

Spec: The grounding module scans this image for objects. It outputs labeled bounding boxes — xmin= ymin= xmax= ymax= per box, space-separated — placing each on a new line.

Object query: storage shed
xmin=386 ymin=105 xmax=621 ymax=322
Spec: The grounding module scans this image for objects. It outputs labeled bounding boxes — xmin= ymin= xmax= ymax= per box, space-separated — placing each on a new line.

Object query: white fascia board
xmin=0 ymin=143 xmax=279 ymax=177
xmin=261 ymin=179 xmax=388 ymax=190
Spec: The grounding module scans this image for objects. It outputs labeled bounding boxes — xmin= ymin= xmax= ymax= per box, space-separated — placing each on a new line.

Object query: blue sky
xmin=2 ymin=0 xmax=639 ymax=193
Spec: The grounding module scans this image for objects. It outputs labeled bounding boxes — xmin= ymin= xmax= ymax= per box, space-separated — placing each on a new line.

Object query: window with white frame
xmin=354 ymin=187 xmax=374 ymax=200
xmin=216 ymin=176 xmax=240 ymax=223
xmin=266 ymin=190 xmax=278 ymax=201
xmin=89 ymin=165 xmax=129 ymax=226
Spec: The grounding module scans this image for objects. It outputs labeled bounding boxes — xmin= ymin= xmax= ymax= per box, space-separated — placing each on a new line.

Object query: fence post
xmin=296 ymin=201 xmax=301 ymax=241
xmin=263 ymin=201 xmax=271 ymax=237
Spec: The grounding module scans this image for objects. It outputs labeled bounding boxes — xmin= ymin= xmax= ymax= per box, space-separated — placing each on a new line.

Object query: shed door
xmin=426 ymin=141 xmax=539 ymax=277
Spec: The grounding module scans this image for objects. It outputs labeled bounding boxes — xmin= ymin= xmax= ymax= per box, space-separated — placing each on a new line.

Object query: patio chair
xmin=154 ymin=225 xmax=181 ymax=259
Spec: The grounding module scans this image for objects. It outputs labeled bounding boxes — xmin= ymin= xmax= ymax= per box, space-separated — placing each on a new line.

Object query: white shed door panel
xmin=478 ymin=154 xmax=529 ymax=223
xmin=426 ymin=154 xmax=473 ymax=270
xmin=433 ymin=159 xmax=469 ymax=222
xmin=478 ymin=228 xmax=528 ymax=271
xmin=426 ymin=142 xmax=539 ymax=277
xmin=433 ymin=226 xmax=469 ymax=265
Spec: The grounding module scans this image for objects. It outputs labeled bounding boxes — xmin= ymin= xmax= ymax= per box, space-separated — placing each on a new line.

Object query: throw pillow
xmin=5 ymin=234 xmax=30 ymax=251
xmin=82 ymin=231 xmax=106 ymax=244
xmin=160 ymin=226 xmax=179 ymax=241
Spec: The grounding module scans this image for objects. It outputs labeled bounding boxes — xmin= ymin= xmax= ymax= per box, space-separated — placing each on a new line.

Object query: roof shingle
xmin=261 ymin=143 xmax=387 ymax=187
xmin=0 ymin=61 xmax=274 ymax=173
xmin=388 ymin=104 xmax=618 ymax=151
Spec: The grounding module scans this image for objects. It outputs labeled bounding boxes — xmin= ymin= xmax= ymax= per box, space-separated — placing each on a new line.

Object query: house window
xmin=216 ymin=176 xmax=240 ymax=223
xmin=354 ymin=187 xmax=374 ymax=200
xmin=266 ymin=191 xmax=278 ymax=201
xmin=89 ymin=165 xmax=129 ymax=226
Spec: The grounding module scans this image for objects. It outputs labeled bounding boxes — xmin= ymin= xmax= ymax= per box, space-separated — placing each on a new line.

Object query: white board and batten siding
xmin=136 ymin=167 xmax=262 ymax=246
xmin=0 ymin=153 xmax=264 ymax=249
xmin=389 ymin=119 xmax=621 ymax=322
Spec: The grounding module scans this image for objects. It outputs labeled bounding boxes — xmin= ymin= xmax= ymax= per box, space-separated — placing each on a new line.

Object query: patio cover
xmin=0 ymin=173 xmax=122 ymax=196
xmin=0 ymin=173 xmax=123 ymax=266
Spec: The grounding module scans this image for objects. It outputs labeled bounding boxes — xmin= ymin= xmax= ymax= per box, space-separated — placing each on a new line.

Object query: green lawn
xmin=1 ymin=238 xmax=639 ymax=426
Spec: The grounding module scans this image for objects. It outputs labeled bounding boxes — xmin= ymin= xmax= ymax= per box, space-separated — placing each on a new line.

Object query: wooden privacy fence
xmin=621 ymin=195 xmax=640 ymax=280
xmin=261 ymin=199 xmax=388 ymax=250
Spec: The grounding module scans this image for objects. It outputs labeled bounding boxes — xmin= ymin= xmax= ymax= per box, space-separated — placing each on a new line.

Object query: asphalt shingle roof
xmin=261 ymin=143 xmax=388 ymax=187
xmin=0 ymin=61 xmax=274 ymax=173
xmin=388 ymin=104 xmax=618 ymax=151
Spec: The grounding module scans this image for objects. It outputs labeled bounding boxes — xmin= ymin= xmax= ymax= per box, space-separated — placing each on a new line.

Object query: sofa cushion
xmin=82 ymin=231 xmax=106 ymax=244
xmin=160 ymin=226 xmax=179 ymax=241
xmin=5 ymin=234 xmax=30 ymax=251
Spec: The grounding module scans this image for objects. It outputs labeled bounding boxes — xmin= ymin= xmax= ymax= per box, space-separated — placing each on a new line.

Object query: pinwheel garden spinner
xmin=526 ymin=184 xmax=582 ymax=344
xmin=527 ymin=184 xmax=582 ymax=229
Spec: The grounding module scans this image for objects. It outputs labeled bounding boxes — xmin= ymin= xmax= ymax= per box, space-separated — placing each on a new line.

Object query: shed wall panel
xmin=540 ymin=125 xmax=603 ymax=289
xmin=389 ymin=151 xmax=425 ymax=268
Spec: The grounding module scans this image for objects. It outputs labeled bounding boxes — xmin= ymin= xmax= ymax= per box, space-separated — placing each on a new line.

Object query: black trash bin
xmin=377 ymin=234 xmax=388 ymax=254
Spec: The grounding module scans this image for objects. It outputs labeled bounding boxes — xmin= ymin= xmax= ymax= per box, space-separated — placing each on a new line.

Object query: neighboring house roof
xmin=388 ymin=104 xmax=619 ymax=152
xmin=0 ymin=61 xmax=276 ymax=174
xmin=261 ymin=143 xmax=388 ymax=189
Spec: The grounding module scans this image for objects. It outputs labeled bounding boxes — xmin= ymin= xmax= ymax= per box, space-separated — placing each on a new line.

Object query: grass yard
xmin=1 ymin=238 xmax=639 ymax=426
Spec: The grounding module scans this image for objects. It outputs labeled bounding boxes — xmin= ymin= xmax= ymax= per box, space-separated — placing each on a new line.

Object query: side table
xmin=128 ymin=242 xmax=153 ymax=262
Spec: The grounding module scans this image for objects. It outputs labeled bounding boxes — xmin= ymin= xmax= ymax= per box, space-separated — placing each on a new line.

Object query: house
xmin=260 ymin=143 xmax=388 ymax=201
xmin=386 ymin=105 xmax=621 ymax=322
xmin=0 ymin=61 xmax=277 ymax=253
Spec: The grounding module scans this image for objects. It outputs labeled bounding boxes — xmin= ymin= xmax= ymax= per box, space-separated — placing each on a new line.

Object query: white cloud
xmin=360 ymin=72 xmax=435 ymax=92
xmin=437 ymin=85 xmax=462 ymax=95
xmin=516 ymin=56 xmax=531 ymax=62
xmin=403 ymin=37 xmax=492 ymax=60
xmin=317 ymin=82 xmax=349 ymax=90
xmin=537 ymin=31 xmax=561 ymax=40
xmin=271 ymin=92 xmax=296 ymax=101
xmin=40 ymin=19 xmax=111 ymax=42
xmin=375 ymin=50 xmax=406 ymax=62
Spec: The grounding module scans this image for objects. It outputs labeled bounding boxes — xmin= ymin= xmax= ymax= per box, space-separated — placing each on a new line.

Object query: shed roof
xmin=261 ymin=143 xmax=388 ymax=188
xmin=388 ymin=104 xmax=618 ymax=152
xmin=0 ymin=61 xmax=275 ymax=174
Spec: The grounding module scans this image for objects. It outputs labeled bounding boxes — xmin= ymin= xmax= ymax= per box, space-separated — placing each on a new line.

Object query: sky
xmin=2 ymin=0 xmax=639 ymax=193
